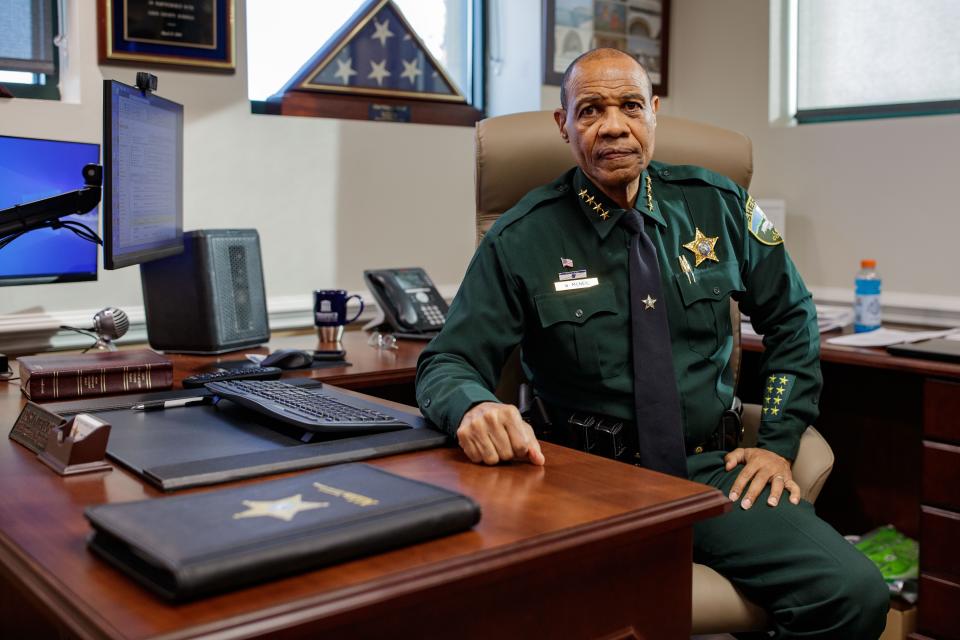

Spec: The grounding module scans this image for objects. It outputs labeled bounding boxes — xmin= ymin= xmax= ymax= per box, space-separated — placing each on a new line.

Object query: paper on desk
xmin=740 ymin=305 xmax=854 ymax=339
xmin=826 ymin=327 xmax=960 ymax=348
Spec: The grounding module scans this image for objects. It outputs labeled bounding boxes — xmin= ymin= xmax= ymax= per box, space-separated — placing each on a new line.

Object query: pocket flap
xmin=674 ymin=261 xmax=744 ymax=307
xmin=535 ymin=282 xmax=618 ymax=328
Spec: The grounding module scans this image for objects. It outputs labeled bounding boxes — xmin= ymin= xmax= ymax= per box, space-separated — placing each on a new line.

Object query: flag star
xmin=775 ymin=385 xmax=786 ymax=395
xmin=368 ymin=59 xmax=391 ymax=86
xmin=773 ymin=397 xmax=782 ymax=405
xmin=771 ymin=407 xmax=780 ymax=415
xmin=333 ymin=57 xmax=357 ymax=85
xmin=763 ymin=407 xmax=770 ymax=414
xmin=371 ymin=18 xmax=394 ymax=47
xmin=764 ymin=396 xmax=772 ymax=404
xmin=400 ymin=58 xmax=422 ymax=85
xmin=779 ymin=375 xmax=789 ymax=384
xmin=767 ymin=386 xmax=774 ymax=394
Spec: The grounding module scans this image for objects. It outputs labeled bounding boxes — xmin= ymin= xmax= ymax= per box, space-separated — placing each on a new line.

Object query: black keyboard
xmin=205 ymin=380 xmax=411 ymax=434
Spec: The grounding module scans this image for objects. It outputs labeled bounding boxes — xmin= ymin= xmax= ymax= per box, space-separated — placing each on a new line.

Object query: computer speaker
xmin=140 ymin=229 xmax=270 ymax=354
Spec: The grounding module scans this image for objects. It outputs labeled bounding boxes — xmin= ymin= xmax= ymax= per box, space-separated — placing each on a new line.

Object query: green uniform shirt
xmin=416 ymin=161 xmax=822 ymax=462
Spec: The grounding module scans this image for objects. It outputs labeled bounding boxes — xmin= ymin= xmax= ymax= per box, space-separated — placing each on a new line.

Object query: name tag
xmin=554 ymin=277 xmax=599 ymax=292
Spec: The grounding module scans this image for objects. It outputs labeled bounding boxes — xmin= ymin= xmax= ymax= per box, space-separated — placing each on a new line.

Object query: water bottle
xmin=854 ymin=259 xmax=882 ymax=333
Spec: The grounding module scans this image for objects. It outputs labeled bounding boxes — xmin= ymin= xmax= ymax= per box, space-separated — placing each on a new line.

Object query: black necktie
xmin=619 ymin=210 xmax=688 ymax=478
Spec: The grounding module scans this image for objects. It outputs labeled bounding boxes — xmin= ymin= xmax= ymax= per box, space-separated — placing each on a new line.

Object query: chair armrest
xmin=741 ymin=404 xmax=834 ymax=503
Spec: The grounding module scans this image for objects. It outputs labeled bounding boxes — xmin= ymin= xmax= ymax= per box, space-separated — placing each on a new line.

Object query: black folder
xmin=887 ymin=338 xmax=960 ymax=363
xmin=85 ymin=463 xmax=481 ymax=600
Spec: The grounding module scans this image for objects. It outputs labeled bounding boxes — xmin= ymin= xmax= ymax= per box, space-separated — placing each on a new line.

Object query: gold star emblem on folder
xmin=232 ymin=494 xmax=329 ymax=522
xmin=682 ymin=228 xmax=720 ymax=267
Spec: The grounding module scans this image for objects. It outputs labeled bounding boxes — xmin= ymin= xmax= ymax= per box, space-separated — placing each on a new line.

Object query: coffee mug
xmin=314 ymin=290 xmax=364 ymax=342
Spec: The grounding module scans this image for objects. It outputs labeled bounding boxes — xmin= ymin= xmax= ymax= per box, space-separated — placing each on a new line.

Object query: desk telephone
xmin=363 ymin=268 xmax=448 ymax=339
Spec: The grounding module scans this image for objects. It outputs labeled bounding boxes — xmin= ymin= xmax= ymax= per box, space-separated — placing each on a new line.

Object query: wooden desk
xmin=741 ymin=333 xmax=960 ymax=640
xmin=0 ymin=337 xmax=728 ymax=640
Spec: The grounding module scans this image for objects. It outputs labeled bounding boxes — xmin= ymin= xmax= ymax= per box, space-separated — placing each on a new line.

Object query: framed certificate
xmin=98 ymin=0 xmax=236 ymax=71
xmin=544 ymin=0 xmax=670 ymax=96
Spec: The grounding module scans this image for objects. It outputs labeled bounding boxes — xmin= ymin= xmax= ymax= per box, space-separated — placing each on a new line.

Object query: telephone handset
xmin=362 ymin=268 xmax=448 ymax=339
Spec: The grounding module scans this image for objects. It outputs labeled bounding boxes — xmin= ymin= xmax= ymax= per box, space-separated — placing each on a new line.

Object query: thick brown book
xmin=17 ymin=349 xmax=173 ymax=401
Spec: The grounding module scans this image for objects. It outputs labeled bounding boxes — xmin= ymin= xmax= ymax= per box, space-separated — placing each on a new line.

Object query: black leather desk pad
xmin=46 ymin=381 xmax=447 ymax=491
xmin=887 ymin=338 xmax=960 ymax=363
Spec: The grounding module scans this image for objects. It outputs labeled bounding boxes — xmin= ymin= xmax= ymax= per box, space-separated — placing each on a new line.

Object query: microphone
xmin=90 ymin=307 xmax=129 ymax=351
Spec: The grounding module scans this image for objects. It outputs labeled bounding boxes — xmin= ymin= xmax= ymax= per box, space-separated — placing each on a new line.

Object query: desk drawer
xmin=925 ymin=379 xmax=960 ymax=444
xmin=917 ymin=573 xmax=960 ymax=640
xmin=920 ymin=506 xmax=960 ymax=579
xmin=922 ymin=441 xmax=960 ymax=511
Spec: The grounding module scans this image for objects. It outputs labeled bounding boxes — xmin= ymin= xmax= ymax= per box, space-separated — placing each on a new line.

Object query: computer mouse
xmin=259 ymin=349 xmax=313 ymax=370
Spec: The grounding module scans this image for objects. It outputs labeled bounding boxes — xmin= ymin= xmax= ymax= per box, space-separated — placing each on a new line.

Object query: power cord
xmin=0 ymin=218 xmax=102 ymax=251
xmin=59 ymin=325 xmax=101 ymax=353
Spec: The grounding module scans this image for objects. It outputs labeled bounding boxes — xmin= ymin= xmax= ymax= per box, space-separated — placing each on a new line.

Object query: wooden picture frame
xmin=543 ymin=0 xmax=670 ymax=96
xmin=98 ymin=0 xmax=236 ymax=72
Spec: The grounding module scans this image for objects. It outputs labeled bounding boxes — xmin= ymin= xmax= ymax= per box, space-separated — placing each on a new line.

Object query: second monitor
xmin=102 ymin=79 xmax=184 ymax=270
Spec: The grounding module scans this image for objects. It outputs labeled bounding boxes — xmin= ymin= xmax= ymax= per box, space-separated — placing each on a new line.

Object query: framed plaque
xmin=98 ymin=0 xmax=236 ymax=71
xmin=543 ymin=0 xmax=670 ymax=96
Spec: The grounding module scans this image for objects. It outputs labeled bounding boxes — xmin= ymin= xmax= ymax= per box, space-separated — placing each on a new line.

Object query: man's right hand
xmin=456 ymin=402 xmax=545 ymax=466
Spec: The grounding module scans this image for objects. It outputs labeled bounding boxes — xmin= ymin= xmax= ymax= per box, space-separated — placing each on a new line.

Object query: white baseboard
xmin=0 ymin=284 xmax=461 ymax=356
xmin=3 ymin=283 xmax=954 ymax=356
xmin=809 ymin=286 xmax=960 ymax=328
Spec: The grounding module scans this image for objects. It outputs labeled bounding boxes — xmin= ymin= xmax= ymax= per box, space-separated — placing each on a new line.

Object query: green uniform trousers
xmin=689 ymin=452 xmax=889 ymax=639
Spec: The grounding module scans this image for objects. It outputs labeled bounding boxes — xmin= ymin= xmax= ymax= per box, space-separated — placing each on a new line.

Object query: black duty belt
xmin=522 ymin=391 xmax=744 ymax=466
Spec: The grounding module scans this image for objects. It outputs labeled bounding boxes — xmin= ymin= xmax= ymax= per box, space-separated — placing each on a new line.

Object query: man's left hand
xmin=724 ymin=447 xmax=801 ymax=509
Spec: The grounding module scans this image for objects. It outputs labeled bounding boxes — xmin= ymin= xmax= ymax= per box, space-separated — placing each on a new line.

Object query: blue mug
xmin=314 ymin=290 xmax=364 ymax=327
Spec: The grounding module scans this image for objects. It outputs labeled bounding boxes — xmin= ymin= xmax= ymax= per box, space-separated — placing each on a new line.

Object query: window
xmin=794 ymin=0 xmax=960 ymax=122
xmin=0 ymin=0 xmax=61 ymax=100
xmin=246 ymin=0 xmax=483 ymax=125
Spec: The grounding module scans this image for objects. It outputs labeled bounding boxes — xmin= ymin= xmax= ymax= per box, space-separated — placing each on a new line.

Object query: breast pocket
xmin=673 ymin=261 xmax=745 ymax=358
xmin=533 ymin=283 xmax=626 ymax=380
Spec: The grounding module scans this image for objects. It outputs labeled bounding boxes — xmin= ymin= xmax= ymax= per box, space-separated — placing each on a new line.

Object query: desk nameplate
xmin=9 ymin=401 xmax=65 ymax=454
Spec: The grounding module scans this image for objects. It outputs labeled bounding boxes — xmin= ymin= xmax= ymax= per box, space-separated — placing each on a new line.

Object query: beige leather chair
xmin=475 ymin=110 xmax=834 ymax=635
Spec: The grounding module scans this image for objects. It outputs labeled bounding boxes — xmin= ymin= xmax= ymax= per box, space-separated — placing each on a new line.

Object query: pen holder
xmin=37 ymin=413 xmax=113 ymax=476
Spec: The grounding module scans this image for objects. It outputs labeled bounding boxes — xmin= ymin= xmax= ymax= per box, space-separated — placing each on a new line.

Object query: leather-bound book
xmin=85 ymin=463 xmax=482 ymax=600
xmin=16 ymin=349 xmax=173 ymax=401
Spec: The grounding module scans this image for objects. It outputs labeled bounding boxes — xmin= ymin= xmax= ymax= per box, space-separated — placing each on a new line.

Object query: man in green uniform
xmin=416 ymin=48 xmax=888 ymax=638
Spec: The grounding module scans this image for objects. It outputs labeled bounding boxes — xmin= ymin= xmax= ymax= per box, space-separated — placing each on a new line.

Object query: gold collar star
xmin=642 ymin=294 xmax=657 ymax=310
xmin=682 ymin=228 xmax=720 ymax=267
xmin=232 ymin=494 xmax=329 ymax=522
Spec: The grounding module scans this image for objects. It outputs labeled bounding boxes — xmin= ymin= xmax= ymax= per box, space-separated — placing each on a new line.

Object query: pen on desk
xmin=131 ymin=397 xmax=211 ymax=412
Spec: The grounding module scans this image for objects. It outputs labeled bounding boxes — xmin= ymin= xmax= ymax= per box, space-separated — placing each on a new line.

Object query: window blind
xmin=797 ymin=0 xmax=960 ymax=114
xmin=0 ymin=0 xmax=56 ymax=75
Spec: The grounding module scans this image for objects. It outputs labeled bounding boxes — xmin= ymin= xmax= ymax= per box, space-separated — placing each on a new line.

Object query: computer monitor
xmin=102 ymin=79 xmax=184 ymax=270
xmin=0 ymin=135 xmax=100 ymax=286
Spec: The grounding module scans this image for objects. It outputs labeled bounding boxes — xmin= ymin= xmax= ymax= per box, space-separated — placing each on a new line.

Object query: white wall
xmin=3 ymin=0 xmax=958 ymax=350
xmin=0 ymin=0 xmax=476 ymax=341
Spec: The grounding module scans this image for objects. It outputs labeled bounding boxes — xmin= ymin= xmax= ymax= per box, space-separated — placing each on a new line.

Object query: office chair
xmin=475 ymin=110 xmax=835 ymax=634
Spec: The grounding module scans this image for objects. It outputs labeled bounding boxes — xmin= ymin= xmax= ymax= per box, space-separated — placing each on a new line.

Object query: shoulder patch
xmin=746 ymin=196 xmax=783 ymax=246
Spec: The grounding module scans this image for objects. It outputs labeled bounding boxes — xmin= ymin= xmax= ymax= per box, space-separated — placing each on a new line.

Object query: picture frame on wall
xmin=98 ymin=0 xmax=236 ymax=72
xmin=543 ymin=0 xmax=670 ymax=96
